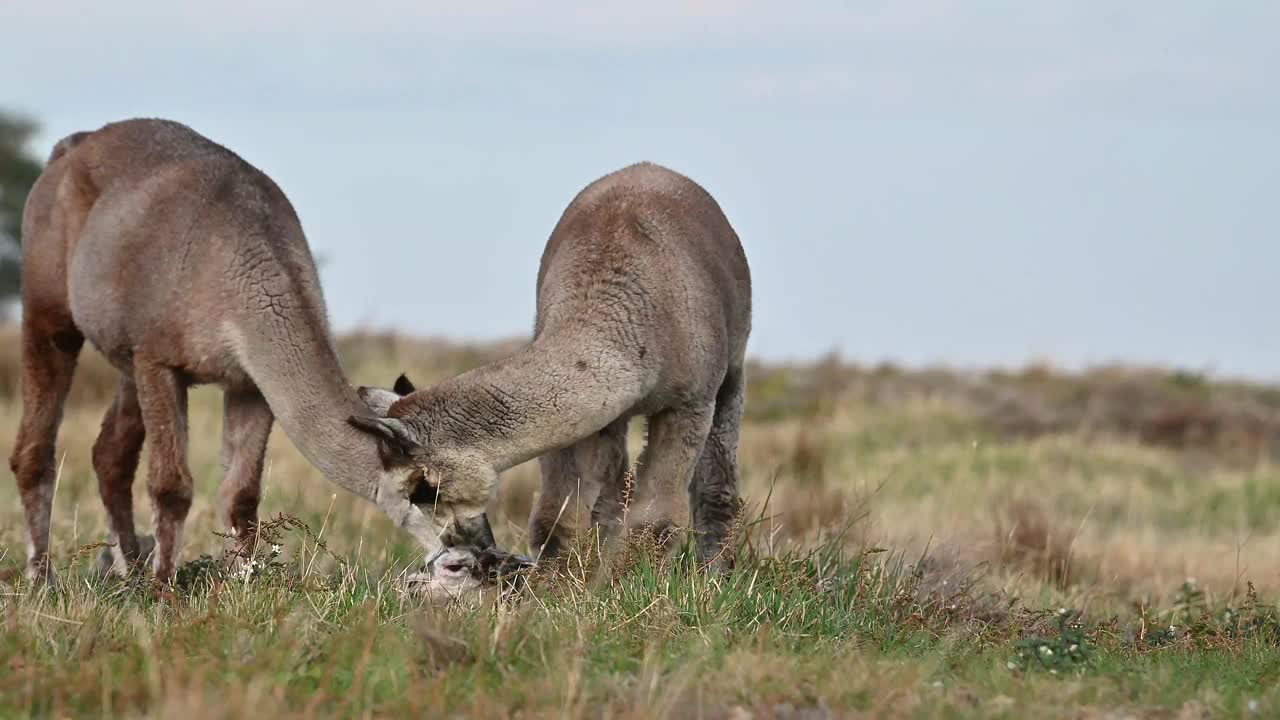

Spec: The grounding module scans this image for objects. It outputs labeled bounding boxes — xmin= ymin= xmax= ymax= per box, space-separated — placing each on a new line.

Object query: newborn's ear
xmin=348 ymin=415 xmax=422 ymax=456
xmin=393 ymin=373 xmax=417 ymax=396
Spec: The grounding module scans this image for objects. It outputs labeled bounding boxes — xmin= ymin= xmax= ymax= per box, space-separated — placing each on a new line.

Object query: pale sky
xmin=4 ymin=2 xmax=1278 ymax=379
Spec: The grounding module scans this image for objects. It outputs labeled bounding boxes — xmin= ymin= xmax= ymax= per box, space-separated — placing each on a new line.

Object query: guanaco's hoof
xmin=628 ymin=520 xmax=682 ymax=550
xmin=94 ymin=535 xmax=156 ymax=578
xmin=24 ymin=561 xmax=60 ymax=591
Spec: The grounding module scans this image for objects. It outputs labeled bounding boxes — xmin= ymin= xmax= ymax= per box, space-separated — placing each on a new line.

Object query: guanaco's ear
xmin=393 ymin=373 xmax=417 ymax=396
xmin=348 ymin=415 xmax=422 ymax=456
xmin=356 ymin=385 xmax=401 ymax=415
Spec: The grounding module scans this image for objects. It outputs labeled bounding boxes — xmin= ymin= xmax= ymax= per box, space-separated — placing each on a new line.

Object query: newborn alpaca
xmin=10 ymin=118 xmax=465 ymax=584
xmin=354 ymin=162 xmax=752 ymax=567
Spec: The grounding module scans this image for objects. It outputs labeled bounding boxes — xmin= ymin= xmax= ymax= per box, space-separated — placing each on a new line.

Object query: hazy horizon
xmin=4 ymin=2 xmax=1278 ymax=380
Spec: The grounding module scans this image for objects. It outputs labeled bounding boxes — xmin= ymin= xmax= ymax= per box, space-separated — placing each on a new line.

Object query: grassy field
xmin=3 ymin=327 xmax=1280 ymax=718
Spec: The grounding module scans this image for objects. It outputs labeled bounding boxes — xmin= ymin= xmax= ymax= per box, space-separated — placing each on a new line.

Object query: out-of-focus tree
xmin=1 ymin=111 xmax=44 ymax=312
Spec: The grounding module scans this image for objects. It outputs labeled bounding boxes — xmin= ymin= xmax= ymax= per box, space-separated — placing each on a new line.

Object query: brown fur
xmin=9 ymin=118 xmax=443 ymax=583
xmin=355 ymin=163 xmax=751 ymax=567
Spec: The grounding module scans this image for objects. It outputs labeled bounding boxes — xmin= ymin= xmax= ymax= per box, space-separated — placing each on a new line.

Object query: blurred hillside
xmin=5 ymin=326 xmax=1278 ymax=463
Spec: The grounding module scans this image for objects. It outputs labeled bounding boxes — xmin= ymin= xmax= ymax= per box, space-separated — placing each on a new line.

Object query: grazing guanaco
xmin=10 ymin=118 xmax=488 ymax=585
xmin=355 ymin=162 xmax=751 ymax=572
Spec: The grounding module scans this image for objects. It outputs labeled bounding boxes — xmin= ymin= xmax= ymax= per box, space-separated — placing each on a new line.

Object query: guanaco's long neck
xmin=407 ymin=333 xmax=649 ymax=472
xmin=227 ymin=314 xmax=382 ymax=502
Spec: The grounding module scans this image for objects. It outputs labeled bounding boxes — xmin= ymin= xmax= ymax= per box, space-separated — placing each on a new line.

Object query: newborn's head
xmin=405 ymin=545 xmax=533 ymax=602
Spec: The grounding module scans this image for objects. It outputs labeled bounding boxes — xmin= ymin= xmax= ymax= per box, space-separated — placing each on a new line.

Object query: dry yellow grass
xmin=3 ymin=325 xmax=1277 ymax=607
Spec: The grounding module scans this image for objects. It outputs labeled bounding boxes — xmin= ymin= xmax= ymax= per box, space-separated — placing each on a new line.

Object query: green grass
xmin=4 ymin=523 xmax=1280 ymax=719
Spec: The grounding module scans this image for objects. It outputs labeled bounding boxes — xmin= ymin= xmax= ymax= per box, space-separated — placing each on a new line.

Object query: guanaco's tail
xmin=45 ymin=131 xmax=91 ymax=166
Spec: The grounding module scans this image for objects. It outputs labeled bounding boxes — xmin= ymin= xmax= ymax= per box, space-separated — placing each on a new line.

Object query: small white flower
xmin=1006 ymin=661 xmax=1018 ymax=670
xmin=1169 ymin=625 xmax=1177 ymax=633
xmin=1058 ymin=607 xmax=1068 ymax=616
xmin=1041 ymin=647 xmax=1054 ymax=656
xmin=1049 ymin=669 xmax=1057 ymax=675
xmin=1248 ymin=698 xmax=1260 ymax=713
xmin=1068 ymin=644 xmax=1078 ymax=653
xmin=271 ymin=544 xmax=282 ymax=555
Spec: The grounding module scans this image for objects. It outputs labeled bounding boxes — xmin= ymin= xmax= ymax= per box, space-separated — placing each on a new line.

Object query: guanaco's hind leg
xmin=629 ymin=405 xmax=715 ymax=547
xmin=92 ymin=376 xmax=148 ymax=573
xmin=690 ymin=368 xmax=745 ymax=569
xmin=134 ymin=361 xmax=194 ymax=583
xmin=218 ymin=390 xmax=274 ymax=541
xmin=9 ymin=316 xmax=82 ymax=584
